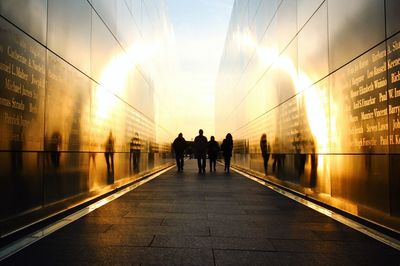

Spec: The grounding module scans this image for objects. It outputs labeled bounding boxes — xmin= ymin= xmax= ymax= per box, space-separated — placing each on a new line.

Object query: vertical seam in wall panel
xmin=326 ymin=0 xmax=332 ymax=197
xmin=88 ymin=0 xmax=93 ymax=155
xmin=42 ymin=0 xmax=50 ymax=208
xmin=383 ymin=0 xmax=392 ymax=216
xmin=325 ymin=0 xmax=331 ymax=195
xmin=297 ymin=0 xmax=326 ymax=34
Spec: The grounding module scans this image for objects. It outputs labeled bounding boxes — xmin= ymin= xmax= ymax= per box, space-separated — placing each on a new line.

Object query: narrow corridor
xmin=4 ymin=160 xmax=399 ymax=265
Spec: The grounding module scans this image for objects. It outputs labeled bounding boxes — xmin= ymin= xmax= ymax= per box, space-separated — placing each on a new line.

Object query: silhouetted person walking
xmin=260 ymin=133 xmax=270 ymax=175
xmin=221 ymin=133 xmax=233 ymax=173
xmin=194 ymin=129 xmax=207 ymax=173
xmin=130 ymin=132 xmax=141 ymax=173
xmin=105 ymin=130 xmax=115 ymax=183
xmin=173 ymin=133 xmax=186 ymax=171
xmin=208 ymin=136 xmax=219 ymax=172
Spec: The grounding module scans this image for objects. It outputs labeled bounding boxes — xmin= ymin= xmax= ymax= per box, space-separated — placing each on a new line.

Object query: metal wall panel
xmin=330 ymin=43 xmax=388 ymax=154
xmin=0 ymin=17 xmax=45 ymax=220
xmin=45 ymin=51 xmax=91 ymax=153
xmin=216 ymin=0 xmax=400 ymax=231
xmin=278 ymin=39 xmax=297 ymax=103
xmin=298 ymin=2 xmax=328 ymax=88
xmin=276 ymin=0 xmax=297 ymax=52
xmin=0 ymin=17 xmax=45 ymax=151
xmin=91 ymin=10 xmax=123 ymax=84
xmin=91 ymin=0 xmax=118 ymax=35
xmin=330 ymin=154 xmax=390 ymax=213
xmin=47 ymin=0 xmax=91 ymax=74
xmin=386 ymin=0 xmax=400 ymax=37
xmin=254 ymin=0 xmax=279 ymax=41
xmin=0 ymin=0 xmax=47 ymax=45
xmin=0 ymin=0 xmax=175 ymax=236
xmin=0 ymin=152 xmax=43 ymax=220
xmin=387 ymin=32 xmax=400 ymax=153
xmin=328 ymin=0 xmax=385 ymax=71
xmin=297 ymin=0 xmax=324 ymax=30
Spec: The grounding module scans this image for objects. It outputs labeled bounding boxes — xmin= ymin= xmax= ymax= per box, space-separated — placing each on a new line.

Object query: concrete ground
xmin=3 ymin=160 xmax=400 ymax=265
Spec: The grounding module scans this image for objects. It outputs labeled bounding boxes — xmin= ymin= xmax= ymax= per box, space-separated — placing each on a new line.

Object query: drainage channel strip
xmin=232 ymin=167 xmax=400 ymax=251
xmin=0 ymin=165 xmax=175 ymax=261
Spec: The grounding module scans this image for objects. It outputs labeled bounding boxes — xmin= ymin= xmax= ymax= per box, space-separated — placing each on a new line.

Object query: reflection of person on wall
xmin=11 ymin=126 xmax=24 ymax=172
xmin=50 ymin=131 xmax=62 ymax=168
xmin=221 ymin=133 xmax=233 ymax=173
xmin=173 ymin=133 xmax=186 ymax=172
xmin=364 ymin=140 xmax=373 ymax=171
xmin=130 ymin=132 xmax=141 ymax=173
xmin=309 ymin=140 xmax=318 ymax=188
xmin=194 ymin=129 xmax=208 ymax=173
xmin=208 ymin=136 xmax=220 ymax=172
xmin=89 ymin=148 xmax=96 ymax=168
xmin=148 ymin=141 xmax=154 ymax=168
xmin=293 ymin=133 xmax=306 ymax=178
xmin=105 ymin=130 xmax=115 ymax=181
xmin=272 ymin=137 xmax=282 ymax=173
xmin=260 ymin=134 xmax=270 ymax=175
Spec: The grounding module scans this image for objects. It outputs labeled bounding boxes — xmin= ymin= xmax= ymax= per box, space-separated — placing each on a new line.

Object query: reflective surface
xmin=297 ymin=0 xmax=324 ymax=30
xmin=330 ymin=43 xmax=389 ymax=154
xmin=388 ymin=33 xmax=400 ymax=219
xmin=328 ymin=0 xmax=385 ymax=71
xmin=276 ymin=0 xmax=297 ymax=51
xmin=91 ymin=11 xmax=122 ymax=85
xmin=297 ymin=1 xmax=328 ymax=87
xmin=0 ymin=17 xmax=45 ymax=151
xmin=0 ymin=17 xmax=45 ymax=220
xmin=0 ymin=1 xmax=176 ymax=236
xmin=386 ymin=0 xmax=400 ymax=37
xmin=0 ymin=0 xmax=47 ymax=45
xmin=216 ymin=0 xmax=400 ymax=232
xmin=47 ymin=0 xmax=91 ymax=74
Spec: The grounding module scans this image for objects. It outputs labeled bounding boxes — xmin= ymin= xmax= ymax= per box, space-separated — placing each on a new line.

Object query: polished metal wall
xmin=0 ymin=0 xmax=176 ymax=236
xmin=215 ymin=0 xmax=400 ymax=232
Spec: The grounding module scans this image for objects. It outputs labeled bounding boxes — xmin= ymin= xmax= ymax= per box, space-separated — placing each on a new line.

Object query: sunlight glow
xmin=94 ymin=42 xmax=159 ymax=121
xmin=235 ymin=30 xmax=330 ymax=154
xmin=257 ymin=47 xmax=279 ymax=67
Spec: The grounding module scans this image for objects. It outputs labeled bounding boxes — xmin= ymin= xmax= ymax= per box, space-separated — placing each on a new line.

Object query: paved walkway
xmin=4 ymin=160 xmax=400 ymax=265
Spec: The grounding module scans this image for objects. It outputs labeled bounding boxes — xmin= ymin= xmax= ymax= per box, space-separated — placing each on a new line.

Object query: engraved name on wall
xmin=0 ymin=19 xmax=45 ymax=150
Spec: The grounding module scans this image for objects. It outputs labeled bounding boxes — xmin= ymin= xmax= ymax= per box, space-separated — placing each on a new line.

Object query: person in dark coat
xmin=105 ymin=130 xmax=115 ymax=183
xmin=193 ymin=129 xmax=208 ymax=173
xmin=208 ymin=136 xmax=219 ymax=172
xmin=221 ymin=133 xmax=233 ymax=173
xmin=172 ymin=133 xmax=186 ymax=171
xmin=260 ymin=133 xmax=270 ymax=175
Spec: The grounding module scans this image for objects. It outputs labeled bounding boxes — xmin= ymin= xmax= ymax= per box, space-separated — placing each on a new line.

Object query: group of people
xmin=172 ymin=129 xmax=233 ymax=174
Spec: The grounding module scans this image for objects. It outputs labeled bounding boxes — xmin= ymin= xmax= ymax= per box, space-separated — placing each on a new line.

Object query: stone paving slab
xmin=3 ymin=160 xmax=400 ymax=265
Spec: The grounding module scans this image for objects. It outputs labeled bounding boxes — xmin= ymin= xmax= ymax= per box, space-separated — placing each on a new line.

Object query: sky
xmin=165 ymin=0 xmax=234 ymax=141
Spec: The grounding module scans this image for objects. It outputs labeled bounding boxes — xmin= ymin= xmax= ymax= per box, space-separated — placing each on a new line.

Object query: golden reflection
xmin=235 ymin=30 xmax=330 ymax=153
xmin=233 ymin=29 xmax=256 ymax=52
xmin=257 ymin=47 xmax=279 ymax=67
xmin=234 ymin=29 xmax=331 ymax=184
xmin=94 ymin=42 xmax=159 ymax=121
